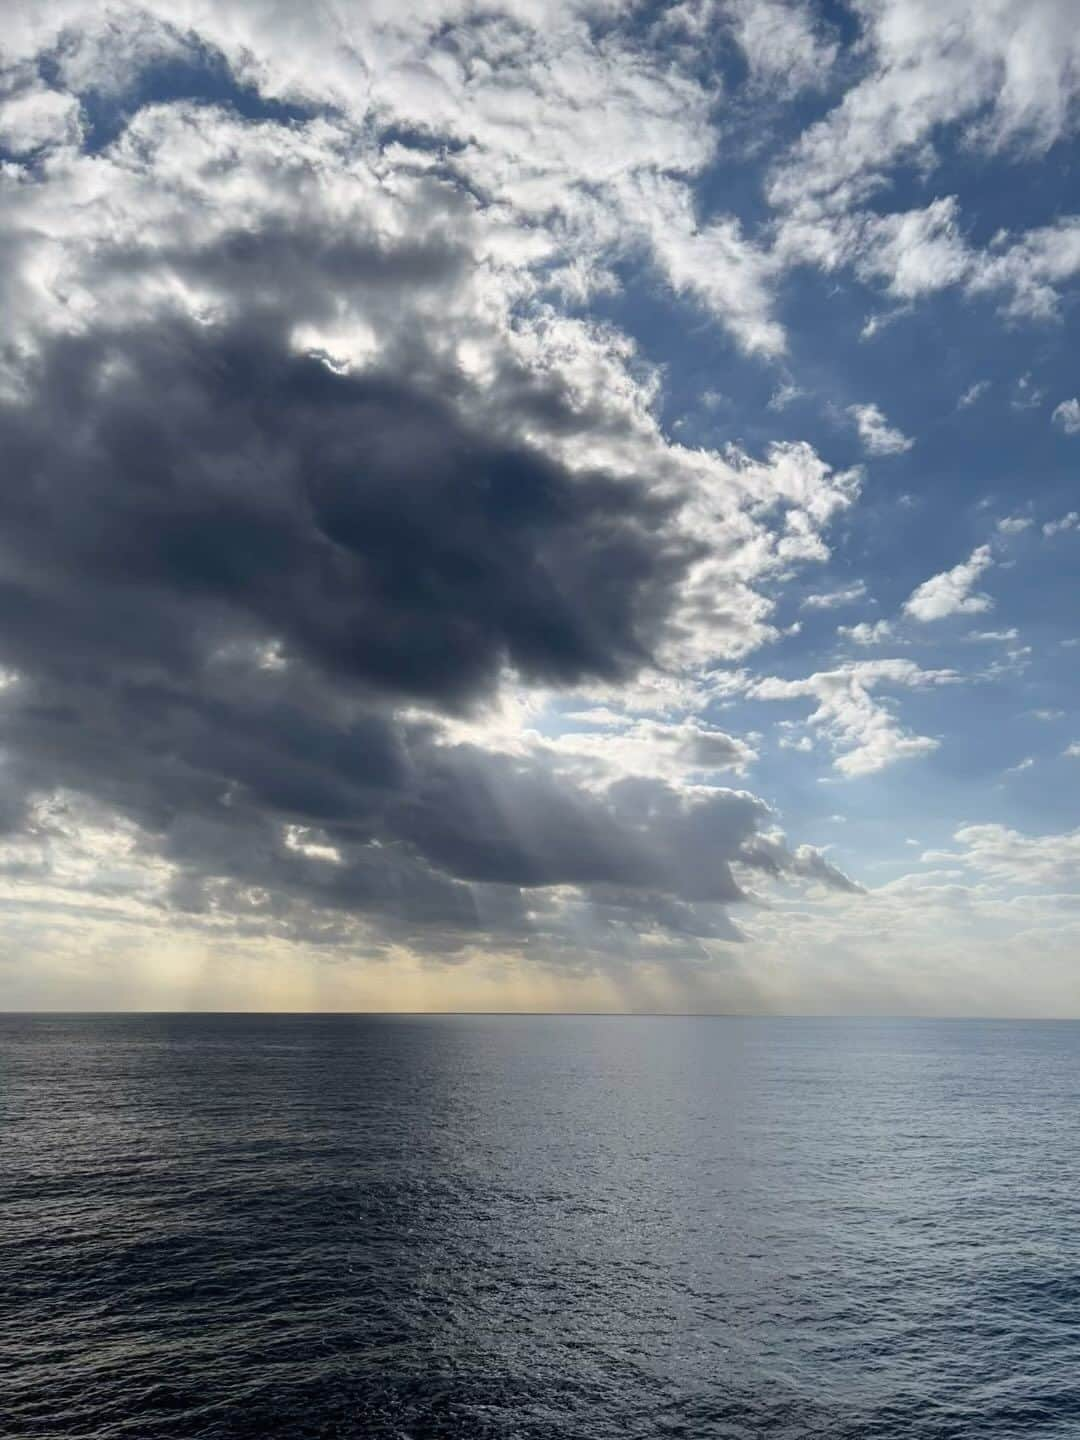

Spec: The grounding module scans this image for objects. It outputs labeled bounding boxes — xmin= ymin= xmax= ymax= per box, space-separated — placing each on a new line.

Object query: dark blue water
xmin=2 ymin=1015 xmax=1079 ymax=1439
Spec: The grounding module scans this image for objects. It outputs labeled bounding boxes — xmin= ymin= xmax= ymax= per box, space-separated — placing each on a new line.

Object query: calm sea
xmin=2 ymin=1014 xmax=1079 ymax=1438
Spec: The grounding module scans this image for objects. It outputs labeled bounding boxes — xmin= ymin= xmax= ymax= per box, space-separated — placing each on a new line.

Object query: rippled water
xmin=3 ymin=1015 xmax=1079 ymax=1438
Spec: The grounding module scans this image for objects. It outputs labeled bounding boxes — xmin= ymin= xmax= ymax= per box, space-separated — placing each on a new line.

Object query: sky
xmin=0 ymin=0 xmax=1078 ymax=1015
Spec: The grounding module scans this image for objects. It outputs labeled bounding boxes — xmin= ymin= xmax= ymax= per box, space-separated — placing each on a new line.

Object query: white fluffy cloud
xmin=1052 ymin=398 xmax=1080 ymax=434
xmin=0 ymin=0 xmax=793 ymax=357
xmin=751 ymin=660 xmax=955 ymax=775
xmin=769 ymin=2 xmax=1080 ymax=319
xmin=770 ymin=0 xmax=1080 ymax=213
xmin=848 ymin=403 xmax=914 ymax=456
xmin=903 ymin=546 xmax=994 ymax=621
xmin=0 ymin=83 xmax=82 ymax=153
xmin=838 ymin=620 xmax=894 ymax=646
xmin=724 ymin=0 xmax=837 ymax=96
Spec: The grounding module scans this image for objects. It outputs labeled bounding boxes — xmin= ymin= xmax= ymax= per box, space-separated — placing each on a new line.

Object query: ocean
xmin=2 ymin=1014 xmax=1078 ymax=1438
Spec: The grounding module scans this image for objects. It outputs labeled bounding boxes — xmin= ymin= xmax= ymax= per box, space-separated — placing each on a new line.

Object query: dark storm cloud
xmin=0 ymin=299 xmax=766 ymax=948
xmin=0 ymin=313 xmax=679 ymax=706
xmin=0 ymin=96 xmax=857 ymax=957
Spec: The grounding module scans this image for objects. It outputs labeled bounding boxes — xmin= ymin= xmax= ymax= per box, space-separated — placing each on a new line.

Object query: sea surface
xmin=2 ymin=1014 xmax=1079 ymax=1439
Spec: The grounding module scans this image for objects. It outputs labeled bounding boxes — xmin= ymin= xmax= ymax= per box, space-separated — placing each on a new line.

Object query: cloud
xmin=750 ymin=660 xmax=956 ymax=776
xmin=800 ymin=582 xmax=868 ymax=610
xmin=1052 ymin=398 xmax=1080 ymax=433
xmin=769 ymin=1 xmax=1080 ymax=217
xmin=767 ymin=6 xmax=1080 ymax=323
xmin=3 ymin=0 xmax=1076 ymax=1010
xmin=724 ymin=0 xmax=838 ymax=97
xmin=859 ymin=306 xmax=911 ymax=341
xmin=996 ymin=516 xmax=1032 ymax=534
xmin=848 ymin=403 xmax=914 ymax=456
xmin=856 ymin=199 xmax=972 ymax=300
xmin=837 ymin=620 xmax=895 ymax=646
xmin=0 ymin=36 xmax=868 ymax=969
xmin=627 ymin=171 xmax=786 ymax=357
xmin=0 ymin=83 xmax=82 ymax=153
xmin=545 ymin=714 xmax=758 ymax=780
xmin=1010 ymin=373 xmax=1045 ymax=410
xmin=958 ymin=381 xmax=989 ymax=408
xmin=0 ymin=0 xmax=790 ymax=362
xmin=738 ymin=833 xmax=863 ymax=894
xmin=767 ymin=380 xmax=807 ymax=411
xmin=903 ymin=546 xmax=994 ymax=621
xmin=970 ymin=220 xmax=1080 ymax=320
xmin=1043 ymin=512 xmax=1080 ymax=536
xmin=926 ymin=823 xmax=1080 ymax=889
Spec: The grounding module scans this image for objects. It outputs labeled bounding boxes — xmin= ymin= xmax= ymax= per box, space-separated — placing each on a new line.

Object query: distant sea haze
xmin=3 ymin=1014 xmax=1078 ymax=1438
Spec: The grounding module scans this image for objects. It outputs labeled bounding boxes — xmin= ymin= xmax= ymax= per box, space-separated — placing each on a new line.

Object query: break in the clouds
xmin=0 ymin=1 xmax=1078 ymax=1015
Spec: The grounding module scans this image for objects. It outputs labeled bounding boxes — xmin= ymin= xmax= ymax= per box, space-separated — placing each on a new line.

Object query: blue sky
xmin=0 ymin=0 xmax=1077 ymax=1013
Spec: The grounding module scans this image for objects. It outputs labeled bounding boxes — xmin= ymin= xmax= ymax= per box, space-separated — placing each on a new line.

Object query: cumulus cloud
xmin=1043 ymin=512 xmax=1079 ymax=537
xmin=838 ymin=620 xmax=895 ymax=646
xmin=769 ymin=4 xmax=1080 ymax=322
xmin=750 ymin=660 xmax=956 ymax=776
xmin=0 ymin=0 xmax=792 ymax=359
xmin=0 ymin=9 xmax=871 ymax=973
xmin=970 ymin=221 xmax=1080 ymax=320
xmin=1052 ymin=398 xmax=1080 ymax=433
xmin=848 ymin=403 xmax=914 ymax=456
xmin=0 ymin=83 xmax=82 ymax=153
xmin=903 ymin=546 xmax=994 ymax=621
xmin=769 ymin=0 xmax=1080 ymax=216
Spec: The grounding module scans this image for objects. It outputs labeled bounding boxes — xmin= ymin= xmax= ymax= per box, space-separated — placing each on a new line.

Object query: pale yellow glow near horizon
xmin=0 ymin=920 xmax=709 ymax=1013
xmin=3 ymin=909 xmax=1079 ymax=1017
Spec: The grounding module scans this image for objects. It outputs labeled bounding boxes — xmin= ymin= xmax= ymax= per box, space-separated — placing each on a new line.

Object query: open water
xmin=2 ymin=1014 xmax=1079 ymax=1438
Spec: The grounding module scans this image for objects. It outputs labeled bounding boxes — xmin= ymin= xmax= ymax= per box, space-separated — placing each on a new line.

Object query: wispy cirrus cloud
xmin=801 ymin=582 xmax=869 ymax=611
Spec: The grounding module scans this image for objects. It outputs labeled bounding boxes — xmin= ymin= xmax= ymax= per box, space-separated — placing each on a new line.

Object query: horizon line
xmin=2 ymin=1009 xmax=1077 ymax=1022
